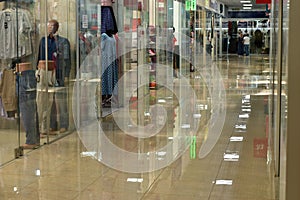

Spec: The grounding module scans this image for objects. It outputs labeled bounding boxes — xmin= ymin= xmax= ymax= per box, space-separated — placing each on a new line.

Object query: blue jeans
xmin=17 ymin=70 xmax=39 ymax=145
xmin=244 ymin=45 xmax=250 ymax=56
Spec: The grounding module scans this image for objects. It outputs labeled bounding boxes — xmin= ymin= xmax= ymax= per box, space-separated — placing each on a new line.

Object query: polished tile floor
xmin=0 ymin=54 xmax=277 ymax=200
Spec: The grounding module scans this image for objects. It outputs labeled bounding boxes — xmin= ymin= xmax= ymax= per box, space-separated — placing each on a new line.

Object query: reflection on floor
xmin=0 ymin=54 xmax=277 ymax=200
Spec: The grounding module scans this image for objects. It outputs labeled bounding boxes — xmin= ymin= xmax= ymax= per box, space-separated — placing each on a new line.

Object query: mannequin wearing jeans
xmin=17 ymin=68 xmax=40 ymax=149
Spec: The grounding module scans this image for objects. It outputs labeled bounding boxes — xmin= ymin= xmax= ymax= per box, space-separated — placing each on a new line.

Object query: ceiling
xmin=220 ymin=0 xmax=267 ymax=11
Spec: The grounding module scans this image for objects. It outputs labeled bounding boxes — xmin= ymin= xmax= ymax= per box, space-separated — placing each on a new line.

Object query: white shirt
xmin=243 ymin=35 xmax=250 ymax=45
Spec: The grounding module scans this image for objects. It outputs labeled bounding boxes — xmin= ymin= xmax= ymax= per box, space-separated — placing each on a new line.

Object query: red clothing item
xmin=173 ymin=36 xmax=177 ymax=47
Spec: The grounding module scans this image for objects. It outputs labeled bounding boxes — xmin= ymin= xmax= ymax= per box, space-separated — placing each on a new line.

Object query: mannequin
xmin=101 ymin=30 xmax=118 ymax=106
xmin=36 ymin=19 xmax=71 ymax=135
xmin=16 ymin=63 xmax=40 ymax=149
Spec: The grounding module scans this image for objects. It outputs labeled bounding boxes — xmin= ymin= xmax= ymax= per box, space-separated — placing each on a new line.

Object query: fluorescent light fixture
xmin=240 ymin=0 xmax=251 ymax=3
xmin=127 ymin=178 xmax=143 ymax=183
xmin=241 ymin=105 xmax=251 ymax=108
xmin=239 ymin=113 xmax=249 ymax=119
xmin=168 ymin=136 xmax=174 ymax=140
xmin=243 ymin=95 xmax=251 ymax=100
xmin=242 ymin=99 xmax=250 ymax=104
xmin=224 ymin=153 xmax=240 ymax=161
xmin=35 ymin=169 xmax=41 ymax=176
xmin=196 ymin=104 xmax=208 ymax=110
xmin=156 ymin=151 xmax=167 ymax=156
xmin=181 ymin=124 xmax=191 ymax=129
xmin=193 ymin=113 xmax=202 ymax=118
xmin=243 ymin=7 xmax=252 ymax=10
xmin=235 ymin=124 xmax=247 ymax=129
xmin=230 ymin=136 xmax=244 ymax=142
xmin=158 ymin=99 xmax=166 ymax=103
xmin=243 ymin=4 xmax=253 ymax=6
xmin=242 ymin=108 xmax=251 ymax=112
xmin=215 ymin=180 xmax=233 ymax=185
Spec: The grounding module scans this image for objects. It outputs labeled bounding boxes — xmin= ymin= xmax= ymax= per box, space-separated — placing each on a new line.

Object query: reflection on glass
xmin=230 ymin=136 xmax=244 ymax=142
xmin=223 ymin=153 xmax=239 ymax=162
xmin=215 ymin=180 xmax=233 ymax=185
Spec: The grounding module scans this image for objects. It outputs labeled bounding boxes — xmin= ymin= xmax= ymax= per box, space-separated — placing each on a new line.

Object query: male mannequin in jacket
xmin=36 ymin=19 xmax=71 ymax=135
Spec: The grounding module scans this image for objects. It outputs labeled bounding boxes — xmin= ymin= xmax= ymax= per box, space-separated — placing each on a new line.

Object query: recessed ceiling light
xmin=240 ymin=0 xmax=251 ymax=3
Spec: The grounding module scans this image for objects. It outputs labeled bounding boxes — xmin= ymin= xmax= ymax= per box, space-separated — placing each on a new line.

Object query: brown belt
xmin=38 ymin=60 xmax=55 ymax=71
xmin=16 ymin=62 xmax=32 ymax=72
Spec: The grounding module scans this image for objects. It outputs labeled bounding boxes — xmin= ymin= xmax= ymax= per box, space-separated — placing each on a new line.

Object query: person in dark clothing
xmin=237 ymin=32 xmax=244 ymax=56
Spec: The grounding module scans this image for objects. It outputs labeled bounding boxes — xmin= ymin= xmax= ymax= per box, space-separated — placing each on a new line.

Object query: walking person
xmin=243 ymin=31 xmax=250 ymax=56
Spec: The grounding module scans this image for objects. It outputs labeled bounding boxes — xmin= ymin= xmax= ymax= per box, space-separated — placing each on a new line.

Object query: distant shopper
xmin=237 ymin=31 xmax=244 ymax=56
xmin=254 ymin=29 xmax=263 ymax=54
xmin=243 ymin=32 xmax=250 ymax=56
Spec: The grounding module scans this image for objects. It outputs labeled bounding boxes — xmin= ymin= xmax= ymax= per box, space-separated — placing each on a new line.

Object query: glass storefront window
xmin=0 ymin=0 xmax=76 ymax=166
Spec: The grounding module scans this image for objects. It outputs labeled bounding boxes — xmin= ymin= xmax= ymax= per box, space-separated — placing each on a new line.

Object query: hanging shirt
xmin=0 ymin=8 xmax=33 ymax=59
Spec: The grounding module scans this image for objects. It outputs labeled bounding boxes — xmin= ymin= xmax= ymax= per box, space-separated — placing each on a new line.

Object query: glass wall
xmin=0 ymin=0 xmax=76 ymax=166
xmin=270 ymin=0 xmax=289 ymax=199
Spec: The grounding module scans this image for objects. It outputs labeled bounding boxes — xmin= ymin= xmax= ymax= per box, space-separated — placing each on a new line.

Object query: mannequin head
xmin=48 ymin=19 xmax=59 ymax=35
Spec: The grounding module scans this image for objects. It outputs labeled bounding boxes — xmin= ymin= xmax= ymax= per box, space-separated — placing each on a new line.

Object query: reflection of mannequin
xmin=36 ymin=19 xmax=71 ymax=135
xmin=101 ymin=0 xmax=118 ymax=34
xmin=101 ymin=31 xmax=118 ymax=106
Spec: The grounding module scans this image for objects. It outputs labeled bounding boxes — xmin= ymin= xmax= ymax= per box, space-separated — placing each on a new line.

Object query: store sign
xmin=186 ymin=0 xmax=196 ymax=11
xmin=256 ymin=0 xmax=271 ymax=4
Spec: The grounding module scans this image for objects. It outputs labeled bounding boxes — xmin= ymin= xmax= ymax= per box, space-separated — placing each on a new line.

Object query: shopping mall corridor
xmin=0 ymin=54 xmax=277 ymax=200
